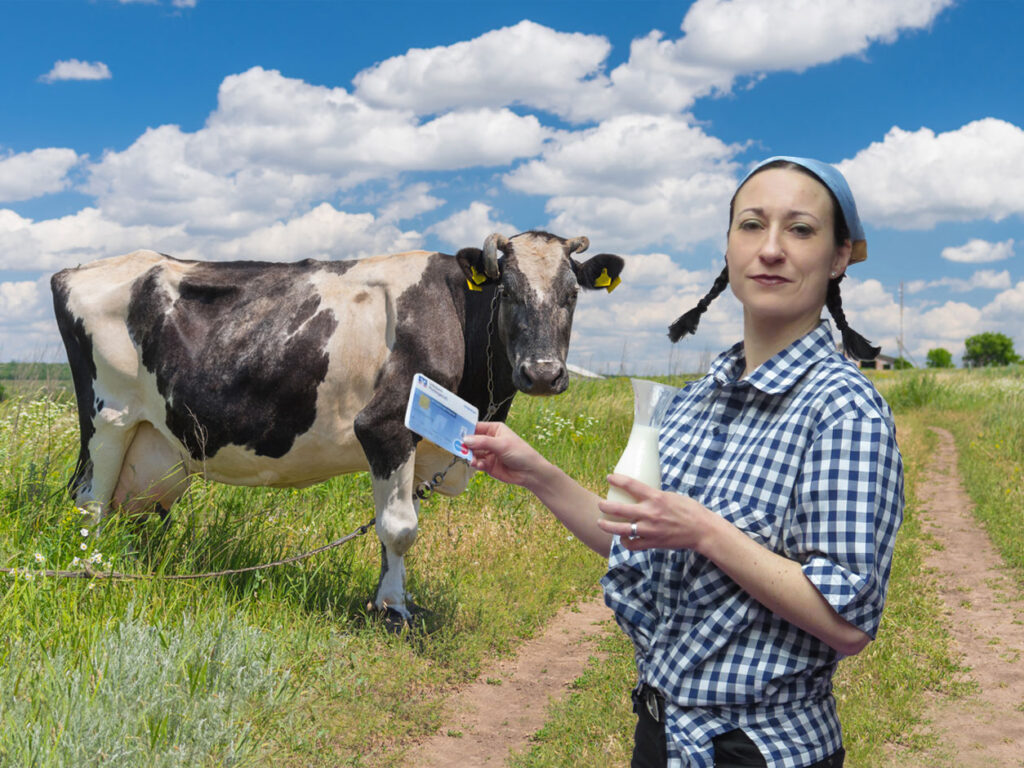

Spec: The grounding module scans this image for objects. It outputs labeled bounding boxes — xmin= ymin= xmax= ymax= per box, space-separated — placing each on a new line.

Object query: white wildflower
xmin=34 ymin=552 xmax=45 ymax=563
xmin=80 ymin=542 xmax=88 ymax=551
xmin=80 ymin=528 xmax=89 ymax=537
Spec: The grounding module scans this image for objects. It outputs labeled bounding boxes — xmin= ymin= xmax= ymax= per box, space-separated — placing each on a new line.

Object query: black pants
xmin=631 ymin=685 xmax=845 ymax=768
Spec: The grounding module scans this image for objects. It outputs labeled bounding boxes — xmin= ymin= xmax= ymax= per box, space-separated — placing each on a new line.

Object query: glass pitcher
xmin=604 ymin=378 xmax=676 ymax=515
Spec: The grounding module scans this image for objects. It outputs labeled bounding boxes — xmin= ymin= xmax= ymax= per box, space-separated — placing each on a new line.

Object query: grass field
xmin=1 ymin=366 xmax=1021 ymax=766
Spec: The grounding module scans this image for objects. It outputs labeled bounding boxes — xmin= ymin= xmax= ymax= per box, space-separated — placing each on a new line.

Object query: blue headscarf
xmin=739 ymin=156 xmax=867 ymax=264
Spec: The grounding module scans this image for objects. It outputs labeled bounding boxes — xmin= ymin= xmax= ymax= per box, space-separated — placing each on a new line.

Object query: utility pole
xmin=898 ymin=280 xmax=905 ymax=363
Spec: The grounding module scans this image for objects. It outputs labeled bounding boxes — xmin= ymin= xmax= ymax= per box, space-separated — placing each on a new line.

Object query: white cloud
xmin=84 ymin=67 xmax=549 ymax=234
xmin=506 ymin=114 xmax=742 ymax=251
xmin=212 ymin=203 xmax=422 ymax=262
xmin=906 ymin=269 xmax=1012 ymax=294
xmin=839 ymin=119 xmax=1024 ymax=229
xmin=0 ymin=207 xmax=188 ymax=271
xmin=941 ymin=238 xmax=1015 ymax=263
xmin=353 ymin=20 xmax=611 ymax=120
xmin=674 ymin=0 xmax=953 ymax=73
xmin=39 ymin=59 xmax=112 ymax=84
xmin=0 ymin=148 xmax=80 ymax=202
xmin=426 ymin=202 xmax=518 ymax=251
xmin=375 ymin=182 xmax=445 ymax=223
xmin=0 ymin=279 xmax=46 ymax=320
xmin=351 ymin=3 xmax=952 ymax=123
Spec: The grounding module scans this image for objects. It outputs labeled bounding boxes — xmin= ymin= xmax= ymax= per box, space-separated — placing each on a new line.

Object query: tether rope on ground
xmin=1 ymin=516 xmax=376 ymax=581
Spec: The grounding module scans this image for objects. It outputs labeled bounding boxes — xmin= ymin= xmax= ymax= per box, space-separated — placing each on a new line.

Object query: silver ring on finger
xmin=628 ymin=521 xmax=639 ymax=541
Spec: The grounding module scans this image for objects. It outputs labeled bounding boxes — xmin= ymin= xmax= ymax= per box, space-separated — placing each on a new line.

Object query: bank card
xmin=404 ymin=373 xmax=478 ymax=461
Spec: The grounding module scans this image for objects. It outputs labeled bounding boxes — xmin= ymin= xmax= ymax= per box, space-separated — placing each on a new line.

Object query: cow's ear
xmin=574 ymin=253 xmax=624 ymax=293
xmin=456 ymin=248 xmax=501 ymax=292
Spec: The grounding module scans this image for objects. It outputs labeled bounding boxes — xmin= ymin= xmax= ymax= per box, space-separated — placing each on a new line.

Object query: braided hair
xmin=826 ymin=273 xmax=880 ymax=360
xmin=668 ymin=266 xmax=729 ymax=343
xmin=668 ymin=160 xmax=880 ymax=361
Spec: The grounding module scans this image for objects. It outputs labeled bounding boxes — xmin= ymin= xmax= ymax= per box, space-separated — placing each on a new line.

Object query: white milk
xmin=604 ymin=424 xmax=661 ymax=518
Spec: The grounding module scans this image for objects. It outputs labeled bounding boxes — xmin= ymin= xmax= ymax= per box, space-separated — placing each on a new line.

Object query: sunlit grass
xmin=3 ymin=367 xmax=1021 ymax=766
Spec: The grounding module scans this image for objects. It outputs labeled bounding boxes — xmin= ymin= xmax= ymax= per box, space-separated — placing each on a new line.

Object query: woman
xmin=463 ymin=157 xmax=904 ymax=768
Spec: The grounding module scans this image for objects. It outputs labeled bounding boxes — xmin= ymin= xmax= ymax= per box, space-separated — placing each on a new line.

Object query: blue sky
xmin=2 ymin=0 xmax=1022 ymax=373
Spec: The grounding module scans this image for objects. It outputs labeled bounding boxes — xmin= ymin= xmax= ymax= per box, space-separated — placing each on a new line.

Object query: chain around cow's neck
xmin=414 ymin=285 xmax=514 ymax=501
xmin=484 ymin=285 xmax=515 ymax=421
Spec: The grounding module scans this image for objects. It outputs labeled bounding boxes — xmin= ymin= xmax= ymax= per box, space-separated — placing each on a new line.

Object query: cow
xmin=51 ymin=231 xmax=624 ymax=622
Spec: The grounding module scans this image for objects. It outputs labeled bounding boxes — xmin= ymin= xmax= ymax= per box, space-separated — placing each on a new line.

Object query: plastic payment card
xmin=404 ymin=373 xmax=478 ymax=461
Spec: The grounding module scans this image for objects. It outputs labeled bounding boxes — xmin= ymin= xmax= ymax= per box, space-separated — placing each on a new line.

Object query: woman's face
xmin=726 ymin=167 xmax=851 ymax=337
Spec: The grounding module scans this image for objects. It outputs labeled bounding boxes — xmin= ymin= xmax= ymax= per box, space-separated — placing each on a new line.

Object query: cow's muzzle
xmin=516 ymin=360 xmax=568 ymax=396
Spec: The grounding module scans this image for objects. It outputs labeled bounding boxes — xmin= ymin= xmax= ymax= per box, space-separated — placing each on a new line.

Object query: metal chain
xmin=484 ymin=286 xmax=515 ymax=420
xmin=414 ymin=286 xmax=513 ymax=500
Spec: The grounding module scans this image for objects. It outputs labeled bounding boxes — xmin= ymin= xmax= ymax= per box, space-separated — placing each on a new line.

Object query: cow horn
xmin=566 ymin=236 xmax=589 ymax=255
xmin=482 ymin=233 xmax=508 ymax=279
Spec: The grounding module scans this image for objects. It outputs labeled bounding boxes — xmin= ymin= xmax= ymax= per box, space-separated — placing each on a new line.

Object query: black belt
xmin=633 ymin=683 xmax=665 ymax=724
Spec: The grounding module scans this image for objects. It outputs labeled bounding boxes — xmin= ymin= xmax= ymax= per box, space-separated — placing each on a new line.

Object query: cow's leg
xmin=354 ymin=388 xmax=422 ymax=623
xmin=369 ymin=453 xmax=420 ymax=622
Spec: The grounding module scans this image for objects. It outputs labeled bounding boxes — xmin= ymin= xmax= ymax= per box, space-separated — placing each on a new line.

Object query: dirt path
xmin=403 ymin=596 xmax=614 ymax=767
xmin=891 ymin=426 xmax=1024 ymax=767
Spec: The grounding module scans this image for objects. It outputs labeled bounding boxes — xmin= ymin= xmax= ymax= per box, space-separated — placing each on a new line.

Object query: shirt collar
xmin=709 ymin=320 xmax=838 ymax=395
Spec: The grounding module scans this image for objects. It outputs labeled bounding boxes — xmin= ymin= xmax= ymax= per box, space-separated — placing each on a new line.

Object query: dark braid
xmin=827 ymin=274 xmax=880 ymax=361
xmin=668 ymin=266 xmax=729 ymax=342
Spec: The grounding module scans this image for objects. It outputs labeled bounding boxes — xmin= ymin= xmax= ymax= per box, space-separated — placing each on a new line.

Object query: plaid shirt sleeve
xmin=792 ymin=407 xmax=904 ymax=639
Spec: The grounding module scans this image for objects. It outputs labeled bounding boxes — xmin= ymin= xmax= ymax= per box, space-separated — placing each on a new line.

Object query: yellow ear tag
xmin=466 ymin=278 xmax=482 ymax=292
xmin=593 ymin=268 xmax=612 ymax=288
xmin=470 ymin=266 xmax=489 ymax=285
xmin=606 ymin=275 xmax=621 ymax=293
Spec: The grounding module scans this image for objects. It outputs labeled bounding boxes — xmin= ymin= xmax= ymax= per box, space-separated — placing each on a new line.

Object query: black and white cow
xmin=51 ymin=231 xmax=623 ymax=620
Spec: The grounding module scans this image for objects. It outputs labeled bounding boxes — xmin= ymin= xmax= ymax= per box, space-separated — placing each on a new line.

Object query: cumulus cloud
xmin=426 ymin=202 xmax=518 ymax=251
xmin=0 ymin=278 xmax=46 ymax=320
xmin=0 ymin=148 xmax=80 ymax=202
xmin=906 ymin=269 xmax=1012 ymax=294
xmin=839 ymin=119 xmax=1024 ymax=229
xmin=39 ymin=59 xmax=112 ymax=84
xmin=83 ymin=67 xmax=548 ymax=234
xmin=212 ymin=203 xmax=422 ymax=262
xmin=350 ymin=3 xmax=953 ymax=122
xmin=941 ymin=238 xmax=1015 ymax=263
xmin=506 ymin=114 xmax=742 ymax=251
xmin=353 ymin=20 xmax=611 ymax=120
xmin=0 ymin=207 xmax=188 ymax=271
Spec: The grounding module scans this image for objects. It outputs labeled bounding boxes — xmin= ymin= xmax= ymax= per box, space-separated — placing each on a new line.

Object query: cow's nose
xmin=518 ymin=360 xmax=568 ymax=395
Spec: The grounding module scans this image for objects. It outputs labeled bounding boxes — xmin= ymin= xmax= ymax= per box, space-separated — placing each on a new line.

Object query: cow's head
xmin=456 ymin=231 xmax=623 ymax=395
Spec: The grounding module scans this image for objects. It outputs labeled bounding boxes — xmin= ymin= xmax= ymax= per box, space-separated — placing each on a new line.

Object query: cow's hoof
xmin=367 ymin=601 xmax=413 ymax=633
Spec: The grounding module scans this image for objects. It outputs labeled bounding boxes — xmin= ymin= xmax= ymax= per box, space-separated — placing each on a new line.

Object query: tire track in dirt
xmin=890 ymin=426 xmax=1024 ymax=767
xmin=402 ymin=596 xmax=614 ymax=767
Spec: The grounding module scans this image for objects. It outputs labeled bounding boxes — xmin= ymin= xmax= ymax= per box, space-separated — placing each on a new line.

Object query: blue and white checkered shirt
xmin=602 ymin=321 xmax=904 ymax=768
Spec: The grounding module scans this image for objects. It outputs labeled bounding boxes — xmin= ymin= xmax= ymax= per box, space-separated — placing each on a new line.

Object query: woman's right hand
xmin=463 ymin=422 xmax=550 ymax=489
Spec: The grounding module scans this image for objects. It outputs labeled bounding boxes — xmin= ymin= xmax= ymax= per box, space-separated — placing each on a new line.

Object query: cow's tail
xmin=51 ymin=270 xmax=97 ymax=500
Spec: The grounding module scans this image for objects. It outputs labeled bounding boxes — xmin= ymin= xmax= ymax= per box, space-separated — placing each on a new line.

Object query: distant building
xmin=841 ymin=347 xmax=897 ymax=370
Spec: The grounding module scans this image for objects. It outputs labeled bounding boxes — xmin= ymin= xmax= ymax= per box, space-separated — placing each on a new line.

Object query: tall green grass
xmin=3 ymin=368 xmax=1021 ymax=767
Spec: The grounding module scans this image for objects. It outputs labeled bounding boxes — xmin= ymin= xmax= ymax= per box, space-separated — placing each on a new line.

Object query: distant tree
xmin=926 ymin=348 xmax=954 ymax=368
xmin=0 ymin=381 xmax=5 ymax=402
xmin=893 ymin=357 xmax=914 ymax=370
xmin=963 ymin=332 xmax=1021 ymax=367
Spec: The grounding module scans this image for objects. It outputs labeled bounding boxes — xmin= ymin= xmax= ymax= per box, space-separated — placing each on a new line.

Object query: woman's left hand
xmin=597 ymin=473 xmax=719 ymax=552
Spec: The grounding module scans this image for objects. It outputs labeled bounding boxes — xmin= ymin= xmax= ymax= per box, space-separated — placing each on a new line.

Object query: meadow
xmin=1 ymin=365 xmax=1021 ymax=767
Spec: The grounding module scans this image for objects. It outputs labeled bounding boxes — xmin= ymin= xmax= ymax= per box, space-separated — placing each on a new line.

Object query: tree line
xmin=926 ymin=332 xmax=1021 ymax=369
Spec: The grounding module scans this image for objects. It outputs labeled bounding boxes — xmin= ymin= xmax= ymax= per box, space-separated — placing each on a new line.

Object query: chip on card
xmin=404 ymin=373 xmax=478 ymax=460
